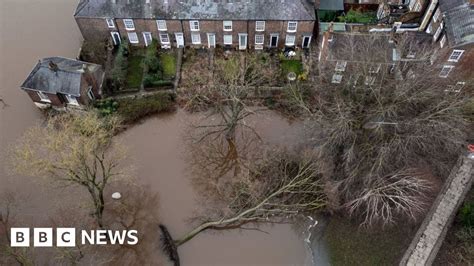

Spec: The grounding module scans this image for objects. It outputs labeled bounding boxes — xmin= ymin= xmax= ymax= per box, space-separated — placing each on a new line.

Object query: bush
xmin=143 ymin=74 xmax=173 ymax=88
xmin=126 ymin=54 xmax=144 ymax=89
xmin=460 ymin=202 xmax=474 ymax=228
xmin=338 ymin=9 xmax=377 ymax=24
xmin=116 ymin=92 xmax=176 ymax=123
xmin=94 ymin=98 xmax=118 ymax=116
xmin=110 ymin=40 xmax=129 ymax=91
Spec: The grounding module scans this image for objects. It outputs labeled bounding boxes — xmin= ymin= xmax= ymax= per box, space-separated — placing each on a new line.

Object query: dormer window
xmin=287 ymin=21 xmax=297 ymax=32
xmin=106 ymin=18 xmax=115 ymax=28
xmin=123 ymin=19 xmax=135 ymax=30
xmin=256 ymin=21 xmax=265 ymax=32
xmin=157 ymin=20 xmax=167 ymax=31
xmin=223 ymin=21 xmax=232 ymax=31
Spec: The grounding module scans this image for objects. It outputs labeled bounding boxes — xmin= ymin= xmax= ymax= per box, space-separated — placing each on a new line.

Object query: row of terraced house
xmin=74 ymin=0 xmax=317 ymax=50
xmin=20 ymin=0 xmax=474 ymax=109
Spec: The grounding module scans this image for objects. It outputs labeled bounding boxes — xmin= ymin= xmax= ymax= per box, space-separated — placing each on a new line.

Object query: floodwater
xmin=0 ymin=0 xmax=317 ymax=265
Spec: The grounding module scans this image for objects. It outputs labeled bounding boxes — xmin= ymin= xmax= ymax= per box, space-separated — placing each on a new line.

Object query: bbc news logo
xmin=10 ymin=228 xmax=138 ymax=247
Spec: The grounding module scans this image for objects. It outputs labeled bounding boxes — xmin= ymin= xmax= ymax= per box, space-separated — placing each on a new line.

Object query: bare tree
xmin=0 ymin=193 xmax=35 ymax=265
xmin=174 ymin=149 xmax=327 ymax=246
xmin=10 ymin=111 xmax=126 ymax=228
xmin=286 ymin=32 xmax=471 ymax=225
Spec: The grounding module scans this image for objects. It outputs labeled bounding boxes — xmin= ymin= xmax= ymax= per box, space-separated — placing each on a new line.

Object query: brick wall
xmin=25 ymin=90 xmax=65 ymax=107
xmin=75 ymin=17 xmax=316 ymax=49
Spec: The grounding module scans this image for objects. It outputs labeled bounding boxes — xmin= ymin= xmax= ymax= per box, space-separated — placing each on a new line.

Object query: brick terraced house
xmin=74 ymin=0 xmax=316 ymax=50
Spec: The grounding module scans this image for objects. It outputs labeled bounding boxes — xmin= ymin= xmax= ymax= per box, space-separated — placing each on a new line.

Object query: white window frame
xmin=37 ymin=91 xmax=51 ymax=103
xmin=256 ymin=21 xmax=265 ymax=32
xmin=433 ymin=22 xmax=443 ymax=41
xmin=156 ymin=20 xmax=167 ymax=31
xmin=426 ymin=22 xmax=433 ymax=34
xmin=433 ymin=8 xmax=441 ymax=22
xmin=143 ymin=32 xmax=153 ymax=46
xmin=302 ymin=36 xmax=312 ymax=48
xmin=159 ymin=33 xmax=170 ymax=44
xmin=440 ymin=34 xmax=446 ymax=48
xmin=87 ymin=87 xmax=95 ymax=100
xmin=332 ymin=73 xmax=343 ymax=84
xmin=285 ymin=35 xmax=295 ymax=46
xmin=270 ymin=34 xmax=279 ymax=47
xmin=413 ymin=1 xmax=422 ymax=12
xmin=106 ymin=18 xmax=115 ymax=28
xmin=448 ymin=49 xmax=464 ymax=62
xmin=287 ymin=21 xmax=297 ymax=33
xmin=224 ymin=34 xmax=233 ymax=45
xmin=190 ymin=20 xmax=200 ymax=31
xmin=65 ymin=94 xmax=79 ymax=106
xmin=439 ymin=65 xmax=454 ymax=78
xmin=191 ymin=33 xmax=201 ymax=44
xmin=223 ymin=21 xmax=232 ymax=31
xmin=127 ymin=32 xmax=139 ymax=44
xmin=175 ymin=32 xmax=184 ymax=48
xmin=255 ymin=34 xmax=264 ymax=45
xmin=207 ymin=33 xmax=216 ymax=48
xmin=123 ymin=19 xmax=135 ymax=30
xmin=335 ymin=61 xmax=347 ymax=72
xmin=111 ymin=32 xmax=121 ymax=45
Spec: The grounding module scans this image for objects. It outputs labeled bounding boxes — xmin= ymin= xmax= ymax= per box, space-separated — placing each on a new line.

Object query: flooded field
xmin=0 ymin=0 xmax=314 ymax=265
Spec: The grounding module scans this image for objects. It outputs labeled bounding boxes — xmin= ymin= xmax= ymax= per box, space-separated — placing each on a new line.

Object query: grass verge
xmin=325 ymin=217 xmax=417 ymax=265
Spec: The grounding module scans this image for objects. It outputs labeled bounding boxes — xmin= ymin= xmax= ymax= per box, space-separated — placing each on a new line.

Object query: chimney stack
xmin=48 ymin=61 xmax=59 ymax=72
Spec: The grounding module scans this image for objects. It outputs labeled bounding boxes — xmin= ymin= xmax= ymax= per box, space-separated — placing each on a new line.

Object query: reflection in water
xmin=1 ymin=1 xmax=317 ymax=264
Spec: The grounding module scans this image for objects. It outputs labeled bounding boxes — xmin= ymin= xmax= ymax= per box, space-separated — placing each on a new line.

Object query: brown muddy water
xmin=0 ymin=0 xmax=316 ymax=265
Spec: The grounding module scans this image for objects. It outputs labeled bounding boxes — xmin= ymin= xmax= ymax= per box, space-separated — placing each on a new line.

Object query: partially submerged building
xmin=74 ymin=0 xmax=317 ymax=49
xmin=21 ymin=57 xmax=104 ymax=109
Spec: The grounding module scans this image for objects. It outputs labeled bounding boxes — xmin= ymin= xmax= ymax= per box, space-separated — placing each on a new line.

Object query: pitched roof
xmin=74 ymin=0 xmax=316 ymax=21
xmin=439 ymin=0 xmax=474 ymax=47
xmin=21 ymin=57 xmax=102 ymax=96
xmin=318 ymin=0 xmax=344 ymax=11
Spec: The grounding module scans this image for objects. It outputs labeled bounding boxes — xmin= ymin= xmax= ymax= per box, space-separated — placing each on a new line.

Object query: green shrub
xmin=94 ymin=98 xmax=118 ymax=116
xmin=110 ymin=40 xmax=129 ymax=90
xmin=338 ymin=9 xmax=377 ymax=24
xmin=116 ymin=92 xmax=176 ymax=123
xmin=460 ymin=202 xmax=474 ymax=228
xmin=143 ymin=73 xmax=171 ymax=88
xmin=126 ymin=55 xmax=144 ymax=89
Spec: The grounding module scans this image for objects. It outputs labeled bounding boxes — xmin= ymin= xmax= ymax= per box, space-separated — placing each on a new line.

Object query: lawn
xmin=338 ymin=9 xmax=377 ymax=24
xmin=126 ymin=55 xmax=144 ymax=89
xmin=280 ymin=59 xmax=304 ymax=77
xmin=160 ymin=52 xmax=176 ymax=80
xmin=325 ymin=217 xmax=417 ymax=265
